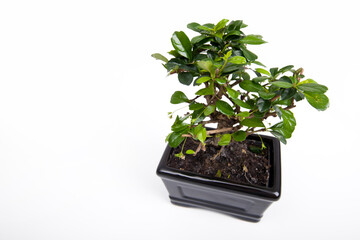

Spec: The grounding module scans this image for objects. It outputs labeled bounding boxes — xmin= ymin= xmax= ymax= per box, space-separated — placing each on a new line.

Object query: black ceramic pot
xmin=156 ymin=134 xmax=281 ymax=222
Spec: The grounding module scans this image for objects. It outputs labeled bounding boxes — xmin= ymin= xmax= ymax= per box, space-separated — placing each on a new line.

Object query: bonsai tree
xmin=152 ymin=19 xmax=329 ymax=159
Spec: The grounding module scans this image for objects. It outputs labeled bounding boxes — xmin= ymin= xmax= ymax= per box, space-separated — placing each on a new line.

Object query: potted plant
xmin=152 ymin=19 xmax=329 ymax=222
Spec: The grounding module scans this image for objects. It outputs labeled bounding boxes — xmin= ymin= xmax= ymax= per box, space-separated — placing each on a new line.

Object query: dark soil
xmin=167 ymin=138 xmax=271 ymax=187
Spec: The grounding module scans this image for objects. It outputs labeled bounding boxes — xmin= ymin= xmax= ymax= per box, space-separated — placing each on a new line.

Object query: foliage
xmin=152 ymin=19 xmax=329 ymax=156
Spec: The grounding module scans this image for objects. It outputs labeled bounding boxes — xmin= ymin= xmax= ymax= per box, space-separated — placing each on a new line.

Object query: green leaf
xmin=257 ymin=98 xmax=271 ymax=112
xmin=225 ymin=87 xmax=239 ymax=99
xmin=297 ymin=83 xmax=328 ymax=93
xmin=271 ymin=81 xmax=294 ymax=88
xmin=215 ymin=78 xmax=227 ymax=85
xmin=271 ymin=131 xmax=287 ymax=144
xmin=280 ymin=88 xmax=297 ymax=101
xmin=270 ymin=68 xmax=279 ymax=77
xmin=279 ymin=65 xmax=294 ymax=73
xmin=171 ymin=116 xmax=189 ymax=132
xmin=186 ymin=149 xmax=195 ymax=155
xmin=218 ymin=134 xmax=232 ymax=146
xmin=236 ymin=112 xmax=250 ymax=117
xmin=195 ymin=86 xmax=214 ymax=96
xmin=168 ymin=132 xmax=185 ymax=148
xmin=239 ymin=80 xmax=263 ymax=92
xmin=192 ymin=109 xmax=205 ymax=124
xmin=227 ymin=20 xmax=243 ymax=31
xmin=178 ymin=72 xmax=193 ymax=86
xmin=240 ymin=35 xmax=267 ymax=45
xmin=253 ymin=76 xmax=269 ymax=83
xmin=151 ymin=53 xmax=168 ymax=63
xmin=228 ymin=56 xmax=246 ymax=65
xmin=241 ymin=118 xmax=265 ymax=128
xmin=214 ymin=19 xmax=229 ymax=32
xmin=215 ymin=170 xmax=222 ymax=178
xmin=171 ymin=31 xmax=192 ymax=60
xmin=232 ymin=98 xmax=253 ymax=109
xmin=232 ymin=130 xmax=247 ymax=142
xmin=197 ymin=127 xmax=207 ymax=144
xmin=255 ymin=68 xmax=271 ymax=76
xmin=189 ymin=102 xmax=204 ymax=110
xmin=196 ymin=76 xmax=212 ymax=85
xmin=197 ymin=60 xmax=215 ymax=75
xmin=187 ymin=22 xmax=201 ymax=32
xmin=298 ymin=79 xmax=317 ymax=85
xmin=197 ymin=25 xmax=213 ymax=32
xmin=170 ymin=91 xmax=189 ymax=104
xmin=259 ymin=90 xmax=276 ymax=100
xmin=204 ymin=105 xmax=216 ymax=116
xmin=304 ymin=92 xmax=329 ymax=111
xmin=241 ymin=47 xmax=258 ymax=61
xmin=216 ymin=100 xmax=234 ymax=116
xmin=271 ymin=122 xmax=291 ymax=138
xmin=280 ymin=109 xmax=296 ymax=136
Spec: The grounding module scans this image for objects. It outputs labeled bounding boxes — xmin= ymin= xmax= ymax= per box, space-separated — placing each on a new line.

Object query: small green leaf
xmin=171 ymin=31 xmax=192 ymax=60
xmin=214 ymin=19 xmax=229 ymax=32
xmin=232 ymin=130 xmax=247 ymax=142
xmin=304 ymin=92 xmax=329 ymax=111
xmin=170 ymin=91 xmax=189 ymax=104
xmin=271 ymin=81 xmax=294 ymax=88
xmin=280 ymin=88 xmax=297 ymax=101
xmin=271 ymin=131 xmax=287 ymax=144
xmin=253 ymin=76 xmax=269 ymax=83
xmin=151 ymin=53 xmax=168 ymax=63
xmin=218 ymin=134 xmax=232 ymax=146
xmin=216 ymin=100 xmax=234 ymax=116
xmin=215 ymin=78 xmax=227 ymax=85
xmin=281 ymin=108 xmax=296 ymax=135
xmin=236 ymin=112 xmax=250 ymax=117
xmin=240 ymin=35 xmax=267 ymax=45
xmin=196 ymin=76 xmax=212 ymax=85
xmin=227 ymin=20 xmax=243 ymax=31
xmin=171 ymin=116 xmax=189 ymax=132
xmin=239 ymin=80 xmax=263 ymax=92
xmin=298 ymin=79 xmax=317 ymax=85
xmin=197 ymin=127 xmax=207 ymax=144
xmin=168 ymin=132 xmax=185 ymax=148
xmin=255 ymin=68 xmax=271 ymax=76
xmin=197 ymin=60 xmax=215 ymax=74
xmin=187 ymin=22 xmax=201 ymax=32
xmin=279 ymin=65 xmax=294 ymax=73
xmin=195 ymin=86 xmax=214 ymax=96
xmin=215 ymin=170 xmax=222 ymax=178
xmin=270 ymin=68 xmax=279 ymax=77
xmin=241 ymin=47 xmax=258 ymax=61
xmin=186 ymin=149 xmax=195 ymax=154
xmin=204 ymin=105 xmax=216 ymax=116
xmin=232 ymin=98 xmax=253 ymax=109
xmin=189 ymin=102 xmax=204 ymax=110
xmin=271 ymin=122 xmax=292 ymax=139
xmin=178 ymin=72 xmax=193 ymax=86
xmin=259 ymin=90 xmax=276 ymax=100
xmin=298 ymin=83 xmax=328 ymax=94
xmin=257 ymin=98 xmax=271 ymax=112
xmin=225 ymin=87 xmax=239 ymax=99
xmin=241 ymin=118 xmax=265 ymax=128
xmin=228 ymin=56 xmax=246 ymax=65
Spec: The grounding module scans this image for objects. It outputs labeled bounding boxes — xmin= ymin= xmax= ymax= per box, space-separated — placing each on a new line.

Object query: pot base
xmin=170 ymin=196 xmax=261 ymax=222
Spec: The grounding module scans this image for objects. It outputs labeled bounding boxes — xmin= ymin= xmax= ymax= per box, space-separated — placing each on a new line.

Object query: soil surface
xmin=167 ymin=138 xmax=271 ymax=187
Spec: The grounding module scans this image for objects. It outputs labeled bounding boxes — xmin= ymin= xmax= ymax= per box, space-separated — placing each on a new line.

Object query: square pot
xmin=156 ymin=134 xmax=281 ymax=222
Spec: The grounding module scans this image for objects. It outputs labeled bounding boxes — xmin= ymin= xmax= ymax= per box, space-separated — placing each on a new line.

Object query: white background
xmin=0 ymin=0 xmax=359 ymax=239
